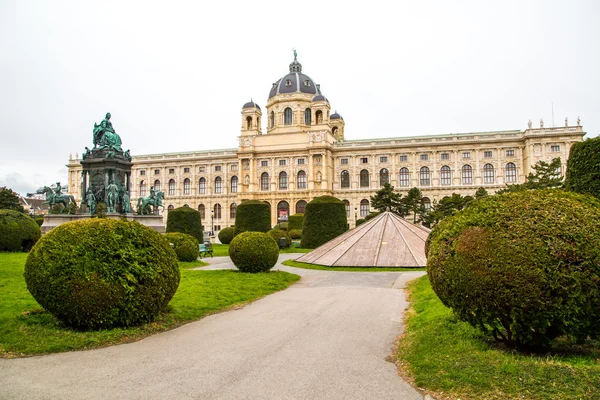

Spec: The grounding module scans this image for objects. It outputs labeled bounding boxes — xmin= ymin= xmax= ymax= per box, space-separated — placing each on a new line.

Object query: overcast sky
xmin=1 ymin=0 xmax=598 ymax=195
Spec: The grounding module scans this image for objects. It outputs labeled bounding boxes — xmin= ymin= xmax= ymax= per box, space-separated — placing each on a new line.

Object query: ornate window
xmin=168 ymin=179 xmax=176 ymax=195
xmin=230 ymin=176 xmax=238 ymax=193
xmin=360 ymin=169 xmax=369 ymax=188
xmin=422 ymin=197 xmax=431 ymax=213
xmin=343 ymin=200 xmax=350 ymax=217
xmin=284 ymin=108 xmax=293 ymax=125
xmin=316 ymin=110 xmax=323 ymax=124
xmin=297 ymin=170 xmax=307 ymax=189
xmin=304 ymin=108 xmax=311 ymax=125
xmin=199 ymin=178 xmax=206 ymax=194
xmin=399 ymin=168 xmax=410 ymax=187
xmin=139 ymin=180 xmax=147 ymax=197
xmin=246 ymin=116 xmax=252 ymax=130
xmin=230 ymin=203 xmax=237 ymax=219
xmin=168 ymin=205 xmax=174 ymax=211
xmin=279 ymin=171 xmax=288 ymax=190
xmin=296 ymin=200 xmax=307 ymax=214
xmin=340 ymin=170 xmax=350 ymax=188
xmin=505 ymin=162 xmax=517 ymax=183
xmin=198 ymin=204 xmax=205 ymax=219
xmin=483 ymin=164 xmax=495 ymax=184
xmin=440 ymin=166 xmax=451 ymax=185
xmin=261 ymin=172 xmax=269 ymax=191
xmin=270 ymin=111 xmax=275 ymax=128
xmin=379 ymin=168 xmax=389 ymax=186
xmin=419 ymin=167 xmax=430 ymax=186
xmin=462 ymin=165 xmax=473 ymax=185
xmin=277 ymin=201 xmax=289 ymax=222
xmin=214 ymin=203 xmax=221 ymax=219
xmin=214 ymin=177 xmax=222 ymax=194
xmin=154 ymin=179 xmax=161 ymax=192
xmin=360 ymin=199 xmax=369 ymax=217
xmin=183 ymin=178 xmax=191 ymax=195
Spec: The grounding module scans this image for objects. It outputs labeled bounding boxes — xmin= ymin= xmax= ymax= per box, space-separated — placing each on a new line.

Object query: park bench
xmin=199 ymin=242 xmax=213 ymax=258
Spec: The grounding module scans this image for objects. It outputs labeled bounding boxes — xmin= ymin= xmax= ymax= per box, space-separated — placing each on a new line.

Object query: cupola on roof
xmin=330 ymin=110 xmax=343 ymax=120
xmin=268 ymin=51 xmax=318 ymax=99
xmin=242 ymin=99 xmax=261 ymax=110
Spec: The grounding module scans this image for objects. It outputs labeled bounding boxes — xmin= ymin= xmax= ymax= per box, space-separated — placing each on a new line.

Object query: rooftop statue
xmin=93 ymin=112 xmax=123 ymax=152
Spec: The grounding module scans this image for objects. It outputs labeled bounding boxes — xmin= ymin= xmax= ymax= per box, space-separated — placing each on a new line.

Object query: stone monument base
xmin=41 ymin=214 xmax=165 ymax=234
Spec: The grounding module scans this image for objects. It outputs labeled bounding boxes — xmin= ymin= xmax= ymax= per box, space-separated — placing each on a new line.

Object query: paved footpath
xmin=0 ymin=254 xmax=426 ymax=400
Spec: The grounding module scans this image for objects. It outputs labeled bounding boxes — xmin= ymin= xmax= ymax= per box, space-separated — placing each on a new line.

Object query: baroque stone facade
xmin=67 ymin=56 xmax=585 ymax=231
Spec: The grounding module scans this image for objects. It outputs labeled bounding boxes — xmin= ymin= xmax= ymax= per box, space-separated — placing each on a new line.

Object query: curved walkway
xmin=0 ymin=254 xmax=426 ymax=400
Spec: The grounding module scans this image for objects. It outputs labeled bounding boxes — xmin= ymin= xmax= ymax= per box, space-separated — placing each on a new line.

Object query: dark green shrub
xmin=24 ymin=219 xmax=180 ymax=330
xmin=565 ymin=136 xmax=600 ymax=198
xmin=427 ymin=189 xmax=600 ymax=349
xmin=0 ymin=210 xmax=41 ymax=251
xmin=356 ymin=218 xmax=366 ymax=226
xmin=34 ymin=216 xmax=44 ymax=227
xmin=301 ymin=196 xmax=347 ymax=249
xmin=229 ymin=231 xmax=279 ymax=273
xmin=166 ymin=205 xmax=203 ymax=243
xmin=164 ymin=232 xmax=199 ymax=262
xmin=288 ymin=213 xmax=304 ymax=230
xmin=218 ymin=226 xmax=235 ymax=244
xmin=272 ymin=224 xmax=280 ymax=230
xmin=279 ymin=222 xmax=288 ymax=231
xmin=289 ymin=229 xmax=302 ymax=240
xmin=365 ymin=211 xmax=381 ymax=221
xmin=267 ymin=229 xmax=291 ymax=248
xmin=234 ymin=201 xmax=271 ymax=236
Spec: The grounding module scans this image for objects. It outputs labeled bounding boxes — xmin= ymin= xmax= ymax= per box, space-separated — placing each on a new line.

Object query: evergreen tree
xmin=369 ymin=183 xmax=404 ymax=216
xmin=0 ymin=186 xmax=25 ymax=213
xmin=497 ymin=158 xmax=563 ymax=194
xmin=404 ymin=187 xmax=424 ymax=223
xmin=474 ymin=187 xmax=489 ymax=199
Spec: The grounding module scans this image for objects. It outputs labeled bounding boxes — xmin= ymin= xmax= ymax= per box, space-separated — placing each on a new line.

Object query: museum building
xmin=67 ymin=55 xmax=585 ymax=231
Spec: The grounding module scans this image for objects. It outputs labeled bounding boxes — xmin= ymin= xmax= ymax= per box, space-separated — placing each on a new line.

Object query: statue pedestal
xmin=41 ymin=214 xmax=165 ymax=234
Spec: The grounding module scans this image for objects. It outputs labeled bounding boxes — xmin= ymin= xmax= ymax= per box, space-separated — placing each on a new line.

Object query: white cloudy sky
xmin=1 ymin=0 xmax=598 ymax=195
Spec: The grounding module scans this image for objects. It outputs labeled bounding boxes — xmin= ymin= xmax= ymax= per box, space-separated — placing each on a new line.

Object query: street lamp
xmin=354 ymin=207 xmax=358 ymax=227
xmin=211 ymin=209 xmax=214 ymax=236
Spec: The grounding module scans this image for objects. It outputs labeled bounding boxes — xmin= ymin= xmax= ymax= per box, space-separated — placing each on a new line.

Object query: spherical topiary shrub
xmin=267 ymin=229 xmax=291 ymax=248
xmin=164 ymin=232 xmax=199 ymax=262
xmin=229 ymin=231 xmax=279 ymax=273
xmin=166 ymin=206 xmax=203 ymax=243
xmin=289 ymin=229 xmax=302 ymax=240
xmin=0 ymin=210 xmax=41 ymax=251
xmin=565 ymin=136 xmax=600 ymax=199
xmin=218 ymin=226 xmax=235 ymax=244
xmin=24 ymin=219 xmax=180 ymax=330
xmin=234 ymin=200 xmax=271 ymax=236
xmin=288 ymin=214 xmax=304 ymax=231
xmin=301 ymin=196 xmax=347 ymax=249
xmin=427 ymin=189 xmax=600 ymax=349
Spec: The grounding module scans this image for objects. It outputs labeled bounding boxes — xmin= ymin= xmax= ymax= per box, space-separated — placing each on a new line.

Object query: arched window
xmin=332 ymin=127 xmax=338 ymax=137
xmin=399 ymin=168 xmax=409 ymax=187
xmin=297 ymin=170 xmax=307 ymax=189
xmin=139 ymin=180 xmax=147 ymax=196
xmin=483 ymin=164 xmax=495 ymax=184
xmin=462 ymin=165 xmax=473 ymax=185
xmin=340 ymin=170 xmax=350 ymax=188
xmin=183 ymin=178 xmax=191 ymax=195
xmin=230 ymin=203 xmax=237 ymax=219
xmin=419 ymin=167 xmax=430 ymax=186
xmin=154 ymin=180 xmax=161 ymax=192
xmin=422 ymin=197 xmax=431 ymax=213
xmin=198 ymin=204 xmax=205 ymax=220
xmin=284 ymin=107 xmax=293 ymax=125
xmin=360 ymin=169 xmax=369 ymax=188
xmin=214 ymin=177 xmax=222 ymax=194
xmin=168 ymin=179 xmax=176 ymax=195
xmin=360 ymin=199 xmax=370 ymax=217
xmin=168 ymin=205 xmax=174 ymax=211
xmin=261 ymin=172 xmax=269 ymax=191
xmin=279 ymin=171 xmax=288 ymax=190
xmin=277 ymin=201 xmax=289 ymax=222
xmin=316 ymin=110 xmax=323 ymax=124
xmin=214 ymin=203 xmax=221 ymax=220
xmin=199 ymin=178 xmax=206 ymax=194
xmin=304 ymin=108 xmax=311 ymax=125
xmin=440 ymin=166 xmax=451 ymax=185
xmin=246 ymin=116 xmax=252 ymax=130
xmin=343 ymin=200 xmax=350 ymax=217
xmin=379 ymin=168 xmax=389 ymax=186
xmin=296 ymin=200 xmax=307 ymax=214
xmin=505 ymin=162 xmax=517 ymax=183
xmin=230 ymin=176 xmax=238 ymax=193
xmin=270 ymin=111 xmax=275 ymax=128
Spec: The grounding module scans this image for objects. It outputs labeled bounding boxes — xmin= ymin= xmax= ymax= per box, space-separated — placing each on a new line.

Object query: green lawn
xmin=209 ymin=243 xmax=312 ymax=257
xmin=396 ymin=275 xmax=600 ymax=400
xmin=0 ymin=252 xmax=299 ymax=358
xmin=282 ymin=259 xmax=426 ymax=272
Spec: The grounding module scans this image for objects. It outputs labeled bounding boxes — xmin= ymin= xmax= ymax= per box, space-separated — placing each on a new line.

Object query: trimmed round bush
xmin=229 ymin=231 xmax=279 ymax=273
xmin=427 ymin=189 xmax=600 ymax=348
xmin=278 ymin=222 xmax=288 ymax=231
xmin=218 ymin=226 xmax=235 ymax=244
xmin=234 ymin=201 xmax=271 ymax=236
xmin=166 ymin=206 xmax=203 ymax=243
xmin=267 ymin=229 xmax=291 ymax=248
xmin=288 ymin=214 xmax=304 ymax=231
xmin=25 ymin=219 xmax=180 ymax=330
xmin=0 ymin=210 xmax=41 ymax=251
xmin=301 ymin=196 xmax=347 ymax=249
xmin=289 ymin=229 xmax=302 ymax=240
xmin=164 ymin=232 xmax=199 ymax=262
xmin=565 ymin=136 xmax=600 ymax=199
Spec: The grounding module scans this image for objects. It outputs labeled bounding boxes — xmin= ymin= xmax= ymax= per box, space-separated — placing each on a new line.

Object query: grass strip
xmin=0 ymin=253 xmax=299 ymax=358
xmin=396 ymin=275 xmax=600 ymax=400
xmin=209 ymin=243 xmax=312 ymax=257
xmin=282 ymin=259 xmax=426 ymax=272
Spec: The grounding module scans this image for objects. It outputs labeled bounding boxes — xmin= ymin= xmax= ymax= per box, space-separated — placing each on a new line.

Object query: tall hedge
xmin=565 ymin=136 xmax=600 ymax=198
xmin=427 ymin=189 xmax=600 ymax=349
xmin=288 ymin=214 xmax=304 ymax=230
xmin=166 ymin=205 xmax=203 ymax=243
xmin=0 ymin=210 xmax=41 ymax=251
xmin=301 ymin=196 xmax=347 ymax=249
xmin=24 ymin=219 xmax=180 ymax=330
xmin=234 ymin=200 xmax=271 ymax=236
